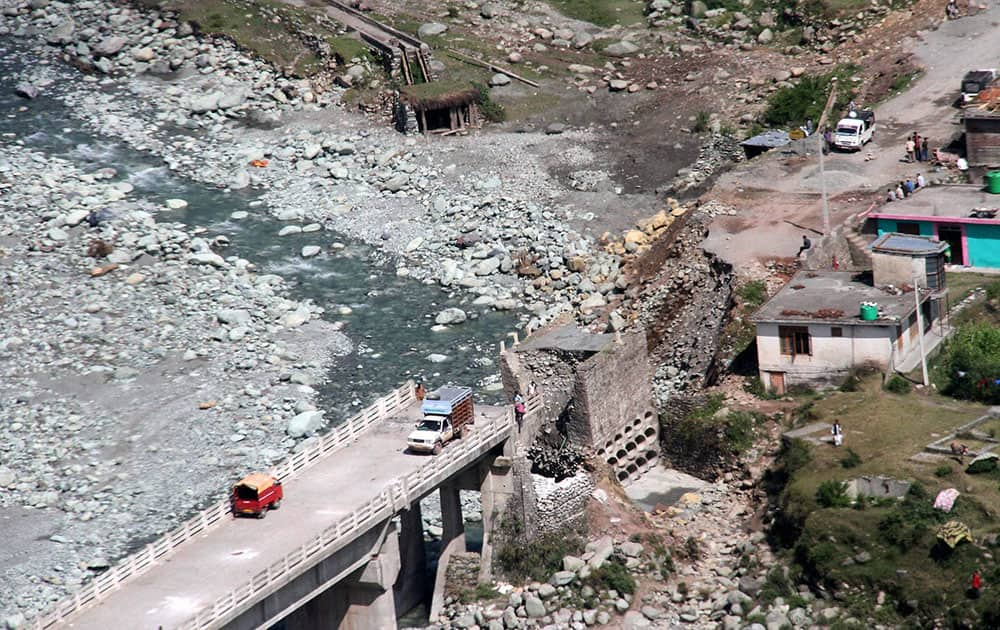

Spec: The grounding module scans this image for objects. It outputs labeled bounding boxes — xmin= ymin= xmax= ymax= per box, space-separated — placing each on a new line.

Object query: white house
xmin=752 ymin=269 xmax=945 ymax=394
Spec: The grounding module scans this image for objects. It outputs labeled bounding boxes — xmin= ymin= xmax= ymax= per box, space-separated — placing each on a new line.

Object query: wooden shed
xmin=399 ymin=81 xmax=479 ymax=134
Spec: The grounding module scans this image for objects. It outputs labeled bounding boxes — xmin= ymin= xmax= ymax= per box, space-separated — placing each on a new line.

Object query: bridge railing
xmin=29 ymin=382 xmax=416 ymax=630
xmin=177 ymin=406 xmax=521 ymax=630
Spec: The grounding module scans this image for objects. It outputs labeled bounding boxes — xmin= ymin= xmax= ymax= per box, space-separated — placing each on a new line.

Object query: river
xmin=0 ymin=41 xmax=519 ymax=417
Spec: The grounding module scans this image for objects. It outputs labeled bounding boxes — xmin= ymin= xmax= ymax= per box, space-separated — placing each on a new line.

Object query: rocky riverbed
xmin=0 ymin=141 xmax=351 ymax=622
xmin=1 ymin=0 xmax=635 ymax=332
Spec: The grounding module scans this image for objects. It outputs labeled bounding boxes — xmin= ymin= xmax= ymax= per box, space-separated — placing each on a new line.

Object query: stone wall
xmin=500 ymin=327 xmax=658 ymax=485
xmin=532 ymin=471 xmax=593 ymax=534
xmin=569 ymin=331 xmax=653 ymax=449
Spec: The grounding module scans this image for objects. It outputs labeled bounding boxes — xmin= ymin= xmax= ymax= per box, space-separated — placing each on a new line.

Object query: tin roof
xmin=871 ymin=233 xmax=948 ymax=256
xmin=751 ymin=271 xmax=921 ymax=326
xmin=741 ymin=129 xmax=791 ymax=149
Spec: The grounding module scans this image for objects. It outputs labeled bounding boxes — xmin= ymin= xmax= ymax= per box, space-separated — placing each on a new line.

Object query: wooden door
xmin=768 ymin=371 xmax=786 ymax=395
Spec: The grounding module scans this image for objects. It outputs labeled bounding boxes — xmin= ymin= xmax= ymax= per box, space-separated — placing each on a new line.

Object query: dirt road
xmin=703 ymin=5 xmax=1000 ymax=271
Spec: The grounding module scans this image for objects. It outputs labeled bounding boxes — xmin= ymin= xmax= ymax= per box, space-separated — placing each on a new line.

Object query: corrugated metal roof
xmin=871 ymin=233 xmax=948 ymax=255
xmin=741 ymin=129 xmax=791 ymax=148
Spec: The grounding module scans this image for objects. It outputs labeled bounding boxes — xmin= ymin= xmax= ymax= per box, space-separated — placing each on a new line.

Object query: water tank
xmin=860 ymin=303 xmax=878 ymax=321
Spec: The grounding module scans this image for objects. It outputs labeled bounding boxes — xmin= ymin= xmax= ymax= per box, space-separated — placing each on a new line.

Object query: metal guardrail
xmin=29 ymin=382 xmax=417 ymax=630
xmin=176 ymin=401 xmax=527 ymax=630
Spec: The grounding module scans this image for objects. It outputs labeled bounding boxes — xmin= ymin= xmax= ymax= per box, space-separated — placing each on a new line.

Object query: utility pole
xmin=816 ymin=78 xmax=839 ymax=236
xmin=913 ymin=275 xmax=929 ymax=387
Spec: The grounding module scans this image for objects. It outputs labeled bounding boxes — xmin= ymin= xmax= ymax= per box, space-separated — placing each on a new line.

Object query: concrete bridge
xmin=32 ymin=383 xmax=536 ymax=630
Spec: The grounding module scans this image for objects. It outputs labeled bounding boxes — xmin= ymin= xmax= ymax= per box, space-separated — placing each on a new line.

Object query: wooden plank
xmin=444 ymin=48 xmax=539 ymax=87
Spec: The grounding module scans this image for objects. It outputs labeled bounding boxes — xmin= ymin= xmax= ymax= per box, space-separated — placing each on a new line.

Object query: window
xmin=831 ymin=327 xmax=843 ymax=338
xmin=779 ymin=326 xmax=811 ymax=356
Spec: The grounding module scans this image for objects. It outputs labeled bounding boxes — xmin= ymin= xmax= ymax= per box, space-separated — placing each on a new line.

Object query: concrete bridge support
xmin=393 ymin=503 xmax=428 ymax=616
xmin=280 ymin=528 xmax=401 ymax=630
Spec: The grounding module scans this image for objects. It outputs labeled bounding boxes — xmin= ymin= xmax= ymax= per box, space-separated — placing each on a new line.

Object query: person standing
xmin=528 ymin=381 xmax=538 ymax=398
xmin=415 ymin=382 xmax=426 ymax=401
xmin=831 ymin=421 xmax=844 ymax=447
xmin=971 ymin=570 xmax=982 ymax=599
xmin=921 ymin=137 xmax=930 ymax=162
xmin=797 ymin=234 xmax=812 ymax=257
xmin=514 ymin=400 xmax=526 ymax=427
xmin=905 ymin=138 xmax=916 ymax=163
xmin=913 ymin=133 xmax=922 ymax=161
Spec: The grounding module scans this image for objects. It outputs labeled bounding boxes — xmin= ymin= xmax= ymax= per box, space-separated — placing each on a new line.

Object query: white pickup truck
xmin=832 ymin=110 xmax=875 ymax=152
xmin=406 ymin=387 xmax=474 ymax=455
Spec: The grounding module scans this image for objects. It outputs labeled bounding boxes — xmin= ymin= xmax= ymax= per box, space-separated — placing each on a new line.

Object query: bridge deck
xmin=64 ymin=403 xmax=509 ymax=630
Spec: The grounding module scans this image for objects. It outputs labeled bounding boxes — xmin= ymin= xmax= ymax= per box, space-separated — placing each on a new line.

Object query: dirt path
xmin=702 ymin=4 xmax=1000 ymax=271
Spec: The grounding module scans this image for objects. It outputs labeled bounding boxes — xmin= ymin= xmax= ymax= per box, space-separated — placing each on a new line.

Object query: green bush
xmin=762 ymin=66 xmax=858 ymax=128
xmin=839 ymin=370 xmax=862 ymax=392
xmin=815 ymin=480 xmax=851 ymax=508
xmin=474 ymin=83 xmax=507 ymax=123
xmin=586 ymin=558 xmax=636 ymax=594
xmin=724 ymin=411 xmax=758 ymax=454
xmin=744 ymin=375 xmax=765 ymax=397
xmin=495 ymin=517 xmax=583 ymax=581
xmin=839 ymin=448 xmax=862 ymax=469
xmin=935 ymin=323 xmax=1000 ymax=404
xmin=693 ymin=110 xmax=711 ymax=133
xmin=935 ymin=465 xmax=953 ymax=478
xmin=738 ymin=280 xmax=768 ymax=307
xmin=878 ymin=483 xmax=941 ymax=550
xmin=987 ymin=281 xmax=1000 ymax=301
xmin=884 ymin=375 xmax=912 ymax=395
xmin=783 ymin=438 xmax=812 ymax=474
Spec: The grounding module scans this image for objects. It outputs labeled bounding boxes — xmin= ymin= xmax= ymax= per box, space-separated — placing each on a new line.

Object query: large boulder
xmin=287 ymin=410 xmax=324 ymax=438
xmin=93 ymin=36 xmax=128 ymax=57
xmin=418 ymin=22 xmax=448 ymax=38
xmin=435 ymin=308 xmax=468 ymax=325
xmin=45 ymin=17 xmax=75 ymax=45
xmin=189 ymin=91 xmax=222 ymax=113
xmin=603 ymin=40 xmax=639 ymax=57
xmin=14 ymin=83 xmax=39 ymax=99
xmin=489 ymin=73 xmax=511 ymax=87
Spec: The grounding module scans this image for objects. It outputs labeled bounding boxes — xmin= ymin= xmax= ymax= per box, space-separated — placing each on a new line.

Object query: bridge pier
xmin=280 ymin=527 xmax=401 ymax=630
xmin=393 ymin=503 xmax=428 ymax=616
xmin=479 ymin=455 xmax=513 ymax=583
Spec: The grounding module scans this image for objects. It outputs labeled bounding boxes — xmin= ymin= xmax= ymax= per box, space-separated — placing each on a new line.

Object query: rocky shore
xmin=433 ymin=476 xmax=855 ymax=630
xmin=0 ymin=135 xmax=352 ymax=622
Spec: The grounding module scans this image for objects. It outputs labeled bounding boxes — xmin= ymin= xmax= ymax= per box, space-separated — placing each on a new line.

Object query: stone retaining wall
xmin=532 ymin=471 xmax=593 ymax=533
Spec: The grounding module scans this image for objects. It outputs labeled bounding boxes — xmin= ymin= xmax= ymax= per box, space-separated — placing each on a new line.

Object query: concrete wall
xmin=872 ymin=251 xmax=925 ymax=288
xmin=966 ymin=223 xmax=1000 ymax=268
xmin=876 ymin=219 xmax=935 ymax=238
xmin=802 ymin=224 xmax=854 ymax=271
xmin=756 ymin=322 xmax=894 ymax=389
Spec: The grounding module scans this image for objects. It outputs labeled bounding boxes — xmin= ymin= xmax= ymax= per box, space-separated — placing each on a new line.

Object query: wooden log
xmin=444 ymin=48 xmax=539 ymax=87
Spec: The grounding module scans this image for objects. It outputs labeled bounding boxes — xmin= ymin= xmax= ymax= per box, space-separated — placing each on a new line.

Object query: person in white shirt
xmin=916 ymin=173 xmax=926 ymax=188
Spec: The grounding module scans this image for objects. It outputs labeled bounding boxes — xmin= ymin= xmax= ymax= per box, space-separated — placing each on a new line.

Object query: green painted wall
xmin=965 ymin=224 xmax=1000 ymax=269
xmin=876 ymin=219 xmax=935 ymax=237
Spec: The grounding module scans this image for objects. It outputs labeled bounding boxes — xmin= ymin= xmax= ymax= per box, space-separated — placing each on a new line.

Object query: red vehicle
xmin=232 ymin=473 xmax=283 ymax=519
